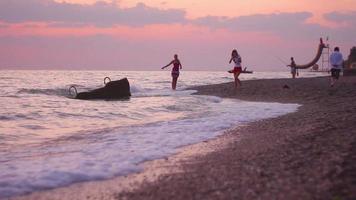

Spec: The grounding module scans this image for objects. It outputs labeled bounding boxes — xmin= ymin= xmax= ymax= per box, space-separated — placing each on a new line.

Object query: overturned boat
xmin=69 ymin=77 xmax=131 ymax=100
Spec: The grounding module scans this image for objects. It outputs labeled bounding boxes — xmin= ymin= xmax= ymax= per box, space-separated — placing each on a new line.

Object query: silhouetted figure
xmin=162 ymin=54 xmax=183 ymax=90
xmin=287 ymin=57 xmax=298 ymax=78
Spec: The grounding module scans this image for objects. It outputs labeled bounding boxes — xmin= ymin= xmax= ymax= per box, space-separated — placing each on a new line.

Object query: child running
xmin=228 ymin=49 xmax=242 ymax=88
xmin=161 ymin=54 xmax=183 ymax=90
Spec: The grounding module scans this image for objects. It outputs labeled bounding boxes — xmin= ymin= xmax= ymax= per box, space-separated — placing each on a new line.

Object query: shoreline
xmin=11 ymin=119 xmax=245 ymax=200
xmin=11 ymin=76 xmax=356 ymax=200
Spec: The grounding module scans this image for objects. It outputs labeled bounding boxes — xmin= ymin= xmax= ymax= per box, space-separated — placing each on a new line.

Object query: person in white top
xmin=329 ymin=47 xmax=344 ymax=87
xmin=228 ymin=49 xmax=242 ymax=89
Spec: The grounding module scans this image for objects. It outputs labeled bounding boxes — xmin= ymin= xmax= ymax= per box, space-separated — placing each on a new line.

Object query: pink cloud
xmin=0 ymin=21 xmax=282 ymax=46
xmin=0 ymin=22 xmax=291 ymax=70
xmin=0 ymin=0 xmax=186 ymax=26
xmin=0 ymin=0 xmax=355 ymax=70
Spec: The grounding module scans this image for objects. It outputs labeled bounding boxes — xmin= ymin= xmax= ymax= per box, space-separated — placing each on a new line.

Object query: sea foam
xmin=0 ymin=70 xmax=303 ymax=198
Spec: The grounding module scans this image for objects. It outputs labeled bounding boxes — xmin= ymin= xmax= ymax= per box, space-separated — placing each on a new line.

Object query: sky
xmin=0 ymin=0 xmax=355 ymax=70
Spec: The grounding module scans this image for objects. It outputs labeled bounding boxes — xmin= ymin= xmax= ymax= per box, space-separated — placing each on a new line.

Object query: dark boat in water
xmin=69 ymin=77 xmax=131 ymax=100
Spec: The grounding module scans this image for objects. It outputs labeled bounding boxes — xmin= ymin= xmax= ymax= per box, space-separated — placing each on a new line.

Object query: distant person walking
xmin=287 ymin=57 xmax=298 ymax=79
xmin=162 ymin=54 xmax=182 ymax=90
xmin=330 ymin=47 xmax=343 ymax=87
xmin=228 ymin=49 xmax=242 ymax=88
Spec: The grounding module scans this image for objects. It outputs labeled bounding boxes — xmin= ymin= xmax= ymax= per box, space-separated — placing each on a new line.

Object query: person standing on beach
xmin=330 ymin=47 xmax=344 ymax=87
xmin=287 ymin=57 xmax=298 ymax=79
xmin=162 ymin=54 xmax=183 ymax=90
xmin=228 ymin=49 xmax=242 ymax=88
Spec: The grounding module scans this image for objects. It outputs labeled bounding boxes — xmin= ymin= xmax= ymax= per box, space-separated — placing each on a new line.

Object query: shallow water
xmin=0 ymin=70 xmax=322 ymax=198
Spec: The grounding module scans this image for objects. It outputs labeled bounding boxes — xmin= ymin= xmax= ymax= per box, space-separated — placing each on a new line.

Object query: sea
xmin=0 ymin=70 xmax=324 ymax=198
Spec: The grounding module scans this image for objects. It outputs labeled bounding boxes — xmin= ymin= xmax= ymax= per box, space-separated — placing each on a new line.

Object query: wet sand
xmin=12 ymin=76 xmax=356 ymax=200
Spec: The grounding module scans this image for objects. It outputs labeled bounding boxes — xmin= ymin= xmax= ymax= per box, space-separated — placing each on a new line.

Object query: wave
xmin=16 ymin=82 xmax=194 ymax=99
xmin=0 ymin=114 xmax=34 ymax=121
xmin=0 ymin=99 xmax=300 ymax=198
xmin=0 ymin=95 xmax=20 ymax=98
xmin=0 ymin=116 xmax=12 ymax=121
xmin=133 ymin=89 xmax=196 ymax=98
xmin=17 ymin=84 xmax=87 ymax=97
xmin=130 ymin=84 xmax=146 ymax=93
xmin=18 ymin=88 xmax=69 ymax=97
xmin=196 ymin=95 xmax=223 ymax=103
xmin=0 ymin=77 xmax=19 ymax=80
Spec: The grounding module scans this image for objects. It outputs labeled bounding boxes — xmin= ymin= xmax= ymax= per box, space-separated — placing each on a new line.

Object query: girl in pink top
xmin=162 ymin=54 xmax=183 ymax=90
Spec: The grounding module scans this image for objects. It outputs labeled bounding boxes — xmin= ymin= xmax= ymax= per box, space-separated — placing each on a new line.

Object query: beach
xmin=11 ymin=76 xmax=356 ymax=200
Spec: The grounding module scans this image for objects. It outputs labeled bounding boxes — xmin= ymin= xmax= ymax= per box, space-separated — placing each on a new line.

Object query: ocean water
xmin=0 ymin=70 xmax=322 ymax=198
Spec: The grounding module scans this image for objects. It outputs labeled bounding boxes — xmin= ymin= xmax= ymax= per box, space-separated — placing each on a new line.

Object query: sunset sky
xmin=0 ymin=0 xmax=355 ymax=70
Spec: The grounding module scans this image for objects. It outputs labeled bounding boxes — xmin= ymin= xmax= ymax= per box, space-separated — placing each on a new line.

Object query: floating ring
xmin=68 ymin=85 xmax=78 ymax=98
xmin=104 ymin=77 xmax=111 ymax=85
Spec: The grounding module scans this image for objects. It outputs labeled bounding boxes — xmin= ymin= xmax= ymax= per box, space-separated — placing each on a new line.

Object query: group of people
xmin=161 ymin=49 xmax=243 ymax=90
xmin=162 ymin=47 xmax=344 ymax=90
xmin=287 ymin=47 xmax=344 ymax=87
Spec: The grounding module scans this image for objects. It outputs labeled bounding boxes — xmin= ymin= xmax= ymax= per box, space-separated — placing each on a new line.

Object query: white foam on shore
xmin=0 ymin=96 xmax=299 ymax=198
xmin=1 ymin=70 xmax=312 ymax=198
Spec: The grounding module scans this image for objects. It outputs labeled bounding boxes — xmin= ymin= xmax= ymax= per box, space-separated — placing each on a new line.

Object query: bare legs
xmin=234 ymin=72 xmax=241 ymax=89
xmin=292 ymin=72 xmax=296 ymax=79
xmin=172 ymin=77 xmax=178 ymax=90
xmin=330 ymin=69 xmax=340 ymax=87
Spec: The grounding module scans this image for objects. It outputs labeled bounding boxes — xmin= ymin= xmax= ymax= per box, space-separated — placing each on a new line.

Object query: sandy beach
xmin=12 ymin=76 xmax=356 ymax=200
